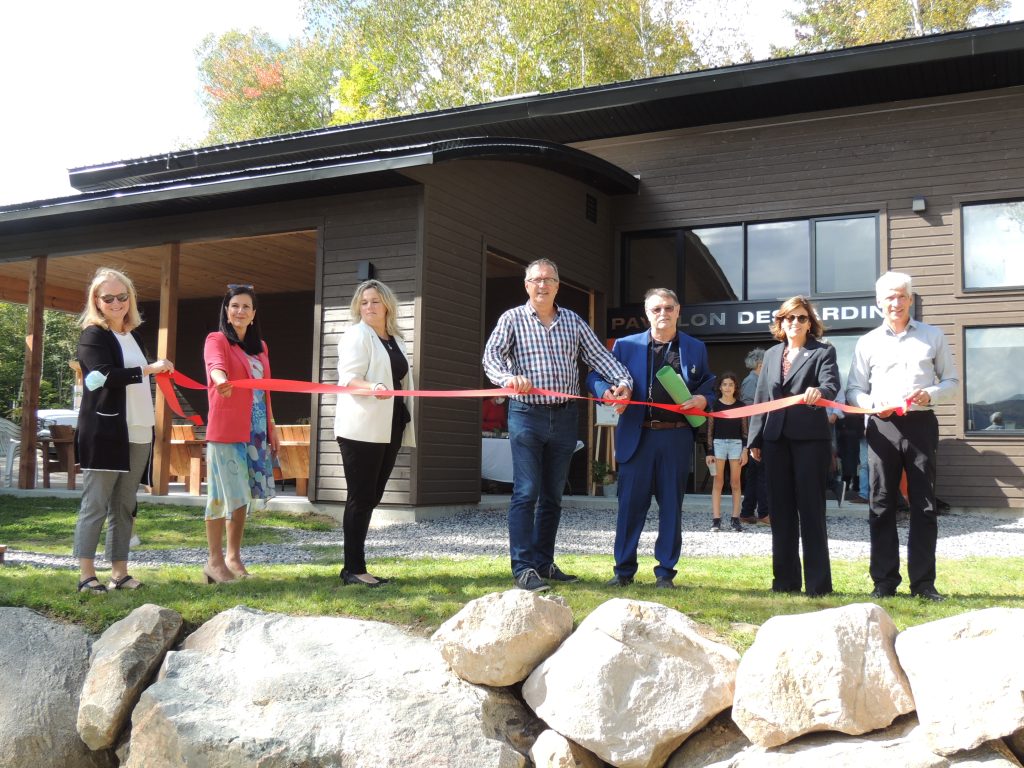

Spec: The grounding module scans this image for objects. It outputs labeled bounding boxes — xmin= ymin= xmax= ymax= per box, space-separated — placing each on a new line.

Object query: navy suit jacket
xmin=587 ymin=330 xmax=716 ymax=464
xmin=747 ymin=337 xmax=840 ymax=449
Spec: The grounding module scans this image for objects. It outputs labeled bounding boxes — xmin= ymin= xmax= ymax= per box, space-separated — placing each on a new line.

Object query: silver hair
xmin=525 ymin=259 xmax=559 ymax=279
xmin=744 ymin=347 xmax=766 ymax=370
xmin=875 ymin=271 xmax=913 ymax=300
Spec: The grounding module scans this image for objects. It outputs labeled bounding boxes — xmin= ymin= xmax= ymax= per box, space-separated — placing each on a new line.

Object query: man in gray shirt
xmin=847 ymin=271 xmax=958 ymax=601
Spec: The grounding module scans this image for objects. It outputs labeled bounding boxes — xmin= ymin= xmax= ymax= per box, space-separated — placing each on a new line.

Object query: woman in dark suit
xmin=748 ymin=296 xmax=839 ymax=597
xmin=74 ymin=267 xmax=174 ymax=593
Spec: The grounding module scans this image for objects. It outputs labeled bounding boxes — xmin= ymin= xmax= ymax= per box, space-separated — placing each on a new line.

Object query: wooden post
xmin=151 ymin=243 xmax=180 ymax=496
xmin=18 ymin=256 xmax=46 ymax=488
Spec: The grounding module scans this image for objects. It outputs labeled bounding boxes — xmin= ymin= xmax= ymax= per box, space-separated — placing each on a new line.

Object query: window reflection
xmin=963 ymin=201 xmax=1024 ymax=290
xmin=816 ymin=217 xmax=876 ymax=294
xmin=965 ymin=326 xmax=1024 ymax=432
xmin=624 ymin=233 xmax=679 ymax=304
xmin=684 ymin=226 xmax=742 ymax=303
xmin=748 ymin=221 xmax=810 ymax=299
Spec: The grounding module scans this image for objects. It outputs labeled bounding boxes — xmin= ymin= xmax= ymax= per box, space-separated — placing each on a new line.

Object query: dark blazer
xmin=587 ymin=330 xmax=716 ymax=464
xmin=76 ymin=324 xmax=152 ymax=478
xmin=747 ymin=337 xmax=839 ymax=449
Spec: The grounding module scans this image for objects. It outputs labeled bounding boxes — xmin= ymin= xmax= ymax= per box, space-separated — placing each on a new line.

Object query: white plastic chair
xmin=0 ymin=417 xmax=20 ymax=487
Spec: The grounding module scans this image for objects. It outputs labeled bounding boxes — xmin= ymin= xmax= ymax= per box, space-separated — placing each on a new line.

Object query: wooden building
xmin=2 ymin=23 xmax=1022 ymax=510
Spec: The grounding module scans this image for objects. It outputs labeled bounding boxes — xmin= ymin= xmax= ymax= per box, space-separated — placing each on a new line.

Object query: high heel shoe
xmin=340 ymin=569 xmax=382 ymax=588
xmin=203 ymin=565 xmax=236 ymax=584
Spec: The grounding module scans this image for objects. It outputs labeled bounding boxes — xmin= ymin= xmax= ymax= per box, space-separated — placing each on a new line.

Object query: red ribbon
xmin=155 ymin=371 xmax=903 ymax=427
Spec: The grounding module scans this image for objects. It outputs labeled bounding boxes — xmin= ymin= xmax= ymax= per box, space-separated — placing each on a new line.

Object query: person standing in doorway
xmin=847 ymin=271 xmax=958 ymax=601
xmin=739 ymin=348 xmax=770 ymax=525
xmin=483 ymin=259 xmax=632 ymax=592
xmin=588 ymin=288 xmax=715 ymax=589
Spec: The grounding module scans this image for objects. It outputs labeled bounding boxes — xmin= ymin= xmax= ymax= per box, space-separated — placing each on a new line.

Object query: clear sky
xmin=0 ymin=0 xmax=1020 ymax=206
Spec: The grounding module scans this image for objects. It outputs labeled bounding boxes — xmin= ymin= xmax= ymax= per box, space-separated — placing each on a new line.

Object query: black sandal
xmin=77 ymin=576 xmax=107 ymax=594
xmin=108 ymin=574 xmax=143 ymax=590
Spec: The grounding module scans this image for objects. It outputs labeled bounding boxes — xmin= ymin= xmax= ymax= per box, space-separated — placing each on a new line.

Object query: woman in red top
xmin=202 ymin=284 xmax=279 ymax=584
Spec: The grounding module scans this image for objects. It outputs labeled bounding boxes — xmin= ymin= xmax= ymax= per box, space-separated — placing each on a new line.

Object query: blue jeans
xmin=507 ymin=400 xmax=578 ymax=577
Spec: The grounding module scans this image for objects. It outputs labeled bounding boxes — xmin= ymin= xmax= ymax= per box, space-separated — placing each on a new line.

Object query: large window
xmin=964 ymin=326 xmax=1024 ymax=433
xmin=963 ymin=200 xmax=1024 ymax=291
xmin=623 ymin=213 xmax=878 ymax=305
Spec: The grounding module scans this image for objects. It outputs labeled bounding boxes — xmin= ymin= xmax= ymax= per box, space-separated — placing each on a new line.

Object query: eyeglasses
xmin=98 ymin=293 xmax=129 ymax=305
xmin=647 ymin=305 xmax=678 ymax=314
xmin=781 ymin=314 xmax=809 ymax=324
xmin=526 ymin=277 xmax=559 ymax=286
xmin=227 ymin=283 xmax=254 ymax=291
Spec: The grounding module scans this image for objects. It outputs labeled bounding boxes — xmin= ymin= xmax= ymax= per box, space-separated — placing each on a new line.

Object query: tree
xmin=197 ymin=29 xmax=336 ymax=144
xmin=196 ymin=0 xmax=748 ymax=143
xmin=0 ymin=303 xmax=80 ymax=421
xmin=774 ymin=0 xmax=1010 ymax=56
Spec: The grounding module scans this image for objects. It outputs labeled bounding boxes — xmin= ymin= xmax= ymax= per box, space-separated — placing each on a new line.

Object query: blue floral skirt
xmin=205 ymin=391 xmax=276 ymax=520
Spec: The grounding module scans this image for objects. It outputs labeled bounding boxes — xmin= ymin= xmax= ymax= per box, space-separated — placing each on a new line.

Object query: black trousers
xmin=866 ymin=411 xmax=939 ymax=593
xmin=762 ymin=437 xmax=833 ymax=596
xmin=740 ymin=455 xmax=770 ymax=518
xmin=337 ymin=434 xmax=402 ymax=574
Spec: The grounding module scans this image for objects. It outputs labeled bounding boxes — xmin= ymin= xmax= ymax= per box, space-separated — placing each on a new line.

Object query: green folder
xmin=655 ymin=365 xmax=706 ymax=428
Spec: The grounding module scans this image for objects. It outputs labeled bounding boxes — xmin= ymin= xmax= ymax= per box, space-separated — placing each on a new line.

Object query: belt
xmin=642 ymin=420 xmax=689 ymax=430
xmin=531 ymin=401 xmax=571 ymax=410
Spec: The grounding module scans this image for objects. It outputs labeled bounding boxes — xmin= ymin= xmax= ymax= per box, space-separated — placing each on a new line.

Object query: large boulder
xmin=522 ymin=598 xmax=739 ymax=768
xmin=669 ymin=715 xmax=1022 ymax=768
xmin=77 ymin=603 xmax=182 ymax=750
xmin=895 ymin=607 xmax=1024 ymax=756
xmin=731 ymin=602 xmax=914 ymax=748
xmin=432 ymin=589 xmax=574 ymax=686
xmin=0 ymin=607 xmax=113 ymax=768
xmin=125 ymin=606 xmax=537 ymax=767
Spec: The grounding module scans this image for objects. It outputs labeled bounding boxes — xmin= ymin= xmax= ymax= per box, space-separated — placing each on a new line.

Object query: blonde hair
xmin=78 ymin=267 xmax=143 ymax=331
xmin=349 ymin=279 xmax=403 ymax=338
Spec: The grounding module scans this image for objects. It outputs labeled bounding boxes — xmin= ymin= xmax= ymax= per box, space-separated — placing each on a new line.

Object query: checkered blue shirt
xmin=483 ymin=302 xmax=632 ymax=404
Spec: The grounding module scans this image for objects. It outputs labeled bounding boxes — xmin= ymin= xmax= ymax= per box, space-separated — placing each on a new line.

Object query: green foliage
xmin=196 ymin=0 xmax=743 ymax=143
xmin=0 ymin=303 xmax=81 ymax=420
xmin=774 ymin=0 xmax=1010 ymax=56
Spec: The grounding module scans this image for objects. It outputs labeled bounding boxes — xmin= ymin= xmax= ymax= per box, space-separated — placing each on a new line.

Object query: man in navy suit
xmin=588 ymin=288 xmax=715 ymax=589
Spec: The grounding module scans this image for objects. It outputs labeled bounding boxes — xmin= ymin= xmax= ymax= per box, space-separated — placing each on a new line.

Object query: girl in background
xmin=706 ymin=372 xmax=748 ymax=532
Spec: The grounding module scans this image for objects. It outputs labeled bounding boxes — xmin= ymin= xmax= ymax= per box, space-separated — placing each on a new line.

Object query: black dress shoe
xmin=340 ymin=569 xmax=383 ymax=588
xmin=870 ymin=586 xmax=897 ymax=598
xmin=655 ymin=576 xmax=676 ymax=590
xmin=911 ymin=587 xmax=946 ymax=602
xmin=605 ymin=574 xmax=634 ymax=587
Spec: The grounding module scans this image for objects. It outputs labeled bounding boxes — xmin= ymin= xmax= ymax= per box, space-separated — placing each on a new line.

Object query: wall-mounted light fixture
xmin=911 ymin=196 xmax=927 ymax=213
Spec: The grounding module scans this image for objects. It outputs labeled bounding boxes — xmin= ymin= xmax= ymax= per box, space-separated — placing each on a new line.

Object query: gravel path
xmin=8 ymin=502 xmax=1023 ymax=570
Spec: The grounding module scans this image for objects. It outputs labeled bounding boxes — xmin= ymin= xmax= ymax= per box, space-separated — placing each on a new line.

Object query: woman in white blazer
xmin=334 ymin=279 xmax=415 ymax=587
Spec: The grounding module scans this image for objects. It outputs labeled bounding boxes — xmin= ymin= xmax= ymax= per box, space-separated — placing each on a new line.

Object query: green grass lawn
xmin=2 ymin=497 xmax=1022 ymax=648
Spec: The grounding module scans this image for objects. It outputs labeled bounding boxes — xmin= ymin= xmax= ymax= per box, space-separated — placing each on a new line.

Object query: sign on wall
xmin=607 ymin=296 xmax=897 ymax=339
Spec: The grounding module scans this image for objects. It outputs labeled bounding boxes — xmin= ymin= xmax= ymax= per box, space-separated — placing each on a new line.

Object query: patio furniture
xmin=276 ymin=424 xmax=310 ymax=496
xmin=39 ymin=424 xmax=79 ymax=489
xmin=0 ymin=416 xmax=19 ymax=487
xmin=169 ymin=423 xmax=206 ymax=495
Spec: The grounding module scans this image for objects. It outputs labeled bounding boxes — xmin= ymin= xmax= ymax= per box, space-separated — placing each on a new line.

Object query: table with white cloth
xmin=482 ymin=437 xmax=584 ymax=484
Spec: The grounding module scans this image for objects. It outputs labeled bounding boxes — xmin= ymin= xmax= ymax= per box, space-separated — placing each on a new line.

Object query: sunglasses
xmin=98 ymin=293 xmax=129 ymax=305
xmin=227 ymin=283 xmax=254 ymax=291
xmin=781 ymin=314 xmax=810 ymax=324
xmin=648 ymin=305 xmax=678 ymax=314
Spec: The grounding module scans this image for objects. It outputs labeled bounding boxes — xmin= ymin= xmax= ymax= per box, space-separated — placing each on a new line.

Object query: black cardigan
xmin=76 ymin=324 xmax=153 ymax=481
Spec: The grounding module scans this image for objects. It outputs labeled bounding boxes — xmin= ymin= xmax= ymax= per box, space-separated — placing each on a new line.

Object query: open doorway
xmin=483 ymin=251 xmax=594 ymax=494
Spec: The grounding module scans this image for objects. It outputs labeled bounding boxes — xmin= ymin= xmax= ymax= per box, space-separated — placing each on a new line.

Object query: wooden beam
xmin=18 ymin=256 xmax=47 ymax=488
xmin=0 ymin=276 xmax=83 ymax=313
xmin=151 ymin=243 xmax=180 ymax=496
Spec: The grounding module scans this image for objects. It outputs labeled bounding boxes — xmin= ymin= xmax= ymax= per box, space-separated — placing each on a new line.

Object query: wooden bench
xmin=169 ymin=423 xmax=206 ymax=495
xmin=40 ymin=424 xmax=79 ymax=489
xmin=275 ymin=424 xmax=310 ymax=496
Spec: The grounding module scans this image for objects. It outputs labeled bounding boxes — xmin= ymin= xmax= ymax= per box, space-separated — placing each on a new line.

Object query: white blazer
xmin=333 ymin=321 xmax=416 ymax=446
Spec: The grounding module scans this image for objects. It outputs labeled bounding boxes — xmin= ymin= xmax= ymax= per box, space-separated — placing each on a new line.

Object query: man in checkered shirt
xmin=484 ymin=258 xmax=632 ymax=592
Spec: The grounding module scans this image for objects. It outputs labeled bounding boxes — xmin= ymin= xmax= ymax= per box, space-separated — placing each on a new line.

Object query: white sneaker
xmin=129 ymin=534 xmax=141 ymax=548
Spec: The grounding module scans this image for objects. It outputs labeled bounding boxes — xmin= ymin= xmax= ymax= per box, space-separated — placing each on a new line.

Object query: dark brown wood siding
xmin=579 ymin=87 xmax=1024 ymax=508
xmin=315 ymin=187 xmax=422 ymax=506
xmin=405 ymin=160 xmax=613 ymax=505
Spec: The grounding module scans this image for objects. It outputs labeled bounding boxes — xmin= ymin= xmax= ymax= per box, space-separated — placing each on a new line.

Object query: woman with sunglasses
xmin=202 ymin=284 xmax=278 ymax=583
xmin=747 ymin=296 xmax=840 ymax=597
xmin=74 ymin=267 xmax=174 ymax=593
